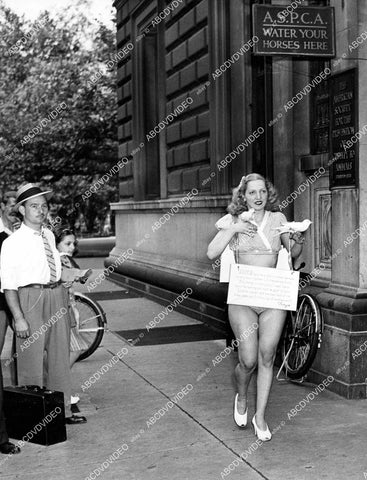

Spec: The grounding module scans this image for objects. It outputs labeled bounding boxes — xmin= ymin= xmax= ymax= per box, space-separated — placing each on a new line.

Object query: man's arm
xmin=4 ymin=290 xmax=30 ymax=338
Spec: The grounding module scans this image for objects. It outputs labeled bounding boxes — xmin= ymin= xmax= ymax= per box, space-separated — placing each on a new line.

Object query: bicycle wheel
xmin=281 ymin=294 xmax=321 ymax=379
xmin=74 ymin=293 xmax=106 ymax=361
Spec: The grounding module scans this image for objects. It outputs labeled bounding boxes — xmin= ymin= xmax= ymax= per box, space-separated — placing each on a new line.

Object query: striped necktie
xmin=41 ymin=231 xmax=57 ymax=282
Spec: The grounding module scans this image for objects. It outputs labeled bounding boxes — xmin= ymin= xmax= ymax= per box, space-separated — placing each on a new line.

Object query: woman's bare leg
xmin=255 ymin=309 xmax=286 ymax=430
xmin=229 ymin=305 xmax=259 ymax=414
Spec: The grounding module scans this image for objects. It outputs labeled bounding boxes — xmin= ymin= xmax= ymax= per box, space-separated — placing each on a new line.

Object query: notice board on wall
xmin=330 ymin=69 xmax=358 ymax=188
xmin=252 ymin=5 xmax=335 ymax=57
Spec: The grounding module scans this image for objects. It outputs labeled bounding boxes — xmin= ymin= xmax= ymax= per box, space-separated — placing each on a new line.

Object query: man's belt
xmin=19 ymin=280 xmax=62 ymax=290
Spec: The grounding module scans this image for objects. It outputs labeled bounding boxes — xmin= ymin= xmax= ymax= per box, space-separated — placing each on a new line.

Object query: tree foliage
xmin=0 ymin=0 xmax=118 ymax=234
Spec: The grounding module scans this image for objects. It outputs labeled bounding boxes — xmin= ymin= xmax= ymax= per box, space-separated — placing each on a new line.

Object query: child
xmin=55 ymin=227 xmax=91 ymax=403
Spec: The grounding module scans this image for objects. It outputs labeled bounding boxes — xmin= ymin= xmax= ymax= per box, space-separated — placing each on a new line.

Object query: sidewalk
xmin=1 ymin=260 xmax=366 ymax=480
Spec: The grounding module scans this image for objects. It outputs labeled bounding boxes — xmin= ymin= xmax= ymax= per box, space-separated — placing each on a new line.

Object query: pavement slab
xmin=1 ymin=271 xmax=367 ymax=480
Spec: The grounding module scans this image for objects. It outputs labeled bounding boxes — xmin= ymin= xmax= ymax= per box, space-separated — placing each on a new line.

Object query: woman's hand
xmin=288 ymin=231 xmax=304 ymax=260
xmin=233 ymin=221 xmax=257 ymax=238
xmin=207 ymin=218 xmax=257 ymax=260
xmin=290 ymin=231 xmax=305 ymax=245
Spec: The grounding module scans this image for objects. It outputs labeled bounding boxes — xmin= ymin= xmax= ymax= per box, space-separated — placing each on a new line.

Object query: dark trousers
xmin=0 ymin=308 xmax=9 ymax=445
xmin=0 ymin=360 xmax=9 ymax=445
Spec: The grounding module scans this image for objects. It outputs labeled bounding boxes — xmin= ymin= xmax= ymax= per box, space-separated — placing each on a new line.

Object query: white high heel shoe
xmin=252 ymin=415 xmax=272 ymax=441
xmin=233 ymin=394 xmax=248 ymax=427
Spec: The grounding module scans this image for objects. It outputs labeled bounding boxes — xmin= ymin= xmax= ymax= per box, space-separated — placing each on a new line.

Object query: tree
xmin=0 ymin=0 xmax=118 ymax=234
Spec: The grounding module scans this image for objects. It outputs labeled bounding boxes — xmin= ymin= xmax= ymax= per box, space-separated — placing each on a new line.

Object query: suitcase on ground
xmin=3 ymin=385 xmax=67 ymax=445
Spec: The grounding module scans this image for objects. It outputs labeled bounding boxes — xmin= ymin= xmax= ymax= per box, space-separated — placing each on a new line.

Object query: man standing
xmin=0 ymin=190 xmax=19 ymax=352
xmin=1 ymin=184 xmax=86 ymax=425
xmin=0 ymin=190 xmax=21 ymax=454
xmin=0 ymin=190 xmax=19 ymax=236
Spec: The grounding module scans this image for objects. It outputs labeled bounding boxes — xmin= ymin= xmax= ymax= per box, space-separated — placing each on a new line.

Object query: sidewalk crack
xmin=106 ymin=347 xmax=270 ymax=480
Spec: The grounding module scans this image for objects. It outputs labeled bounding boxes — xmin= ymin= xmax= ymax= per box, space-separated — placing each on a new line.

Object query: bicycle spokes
xmin=279 ymin=294 xmax=322 ymax=380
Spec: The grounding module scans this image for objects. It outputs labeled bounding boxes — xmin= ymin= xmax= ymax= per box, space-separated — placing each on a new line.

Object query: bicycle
xmin=74 ymin=292 xmax=107 ymax=361
xmin=277 ymin=266 xmax=323 ymax=380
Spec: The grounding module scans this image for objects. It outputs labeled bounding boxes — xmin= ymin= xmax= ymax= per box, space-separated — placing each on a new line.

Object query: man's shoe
xmin=0 ymin=442 xmax=21 ymax=454
xmin=65 ymin=415 xmax=87 ymax=425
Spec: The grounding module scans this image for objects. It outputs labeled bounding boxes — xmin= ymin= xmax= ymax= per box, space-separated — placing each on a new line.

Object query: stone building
xmin=107 ymin=0 xmax=367 ymax=398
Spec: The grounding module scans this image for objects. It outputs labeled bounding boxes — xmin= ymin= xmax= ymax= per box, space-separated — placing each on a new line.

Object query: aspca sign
xmin=252 ymin=5 xmax=335 ymax=57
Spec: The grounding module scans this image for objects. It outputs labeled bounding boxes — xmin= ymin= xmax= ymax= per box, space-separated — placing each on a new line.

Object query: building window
xmin=140 ymin=29 xmax=160 ymax=199
xmin=309 ymin=0 xmax=330 ymax=155
xmin=310 ymin=60 xmax=330 ymax=155
xmin=132 ymin=1 xmax=163 ymax=201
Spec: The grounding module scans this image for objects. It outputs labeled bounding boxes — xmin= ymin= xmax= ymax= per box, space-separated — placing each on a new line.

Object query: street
xmin=1 ymin=260 xmax=366 ymax=480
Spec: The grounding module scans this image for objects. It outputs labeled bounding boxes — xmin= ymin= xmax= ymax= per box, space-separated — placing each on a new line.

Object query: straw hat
xmin=15 ymin=183 xmax=53 ymax=210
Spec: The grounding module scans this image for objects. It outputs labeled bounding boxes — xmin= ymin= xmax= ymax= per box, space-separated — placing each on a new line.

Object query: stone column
xmin=314 ymin=0 xmax=367 ymax=398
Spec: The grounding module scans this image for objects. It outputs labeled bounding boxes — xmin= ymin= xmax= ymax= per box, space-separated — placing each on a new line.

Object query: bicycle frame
xmin=277 ymin=291 xmax=323 ymax=381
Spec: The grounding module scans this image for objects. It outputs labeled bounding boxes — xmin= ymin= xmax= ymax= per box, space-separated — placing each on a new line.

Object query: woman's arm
xmin=280 ymin=231 xmax=304 ymax=260
xmin=207 ymin=221 xmax=256 ymax=260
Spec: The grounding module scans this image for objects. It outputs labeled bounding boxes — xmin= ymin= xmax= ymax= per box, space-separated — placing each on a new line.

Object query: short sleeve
xmin=271 ymin=211 xmax=287 ymax=228
xmin=215 ymin=214 xmax=234 ymax=230
xmin=1 ymin=237 xmax=19 ymax=290
xmin=278 ymin=212 xmax=287 ymax=226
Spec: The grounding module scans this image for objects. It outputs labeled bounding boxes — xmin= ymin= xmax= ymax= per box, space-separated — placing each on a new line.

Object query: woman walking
xmin=207 ymin=173 xmax=304 ymax=441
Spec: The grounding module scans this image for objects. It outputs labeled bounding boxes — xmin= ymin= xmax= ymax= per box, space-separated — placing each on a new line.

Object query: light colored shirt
xmin=0 ymin=217 xmax=13 ymax=236
xmin=0 ymin=223 xmax=62 ymax=290
xmin=216 ymin=211 xmax=287 ymax=254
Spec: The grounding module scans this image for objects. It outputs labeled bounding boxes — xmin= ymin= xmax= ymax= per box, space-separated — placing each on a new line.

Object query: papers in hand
xmin=61 ymin=268 xmax=93 ymax=283
xmin=227 ymin=264 xmax=299 ymax=311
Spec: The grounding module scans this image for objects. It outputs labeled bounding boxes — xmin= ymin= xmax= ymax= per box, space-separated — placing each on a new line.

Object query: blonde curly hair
xmin=227 ymin=173 xmax=279 ymax=216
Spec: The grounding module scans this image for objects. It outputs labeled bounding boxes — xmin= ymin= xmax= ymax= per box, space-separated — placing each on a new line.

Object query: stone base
xmin=310 ymin=288 xmax=367 ymax=399
xmin=105 ymin=251 xmax=230 ymax=333
xmin=307 ymin=369 xmax=367 ymax=400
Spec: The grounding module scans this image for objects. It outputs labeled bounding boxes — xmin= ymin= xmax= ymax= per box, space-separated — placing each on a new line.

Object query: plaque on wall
xmin=252 ymin=5 xmax=335 ymax=57
xmin=330 ymin=69 xmax=358 ymax=188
